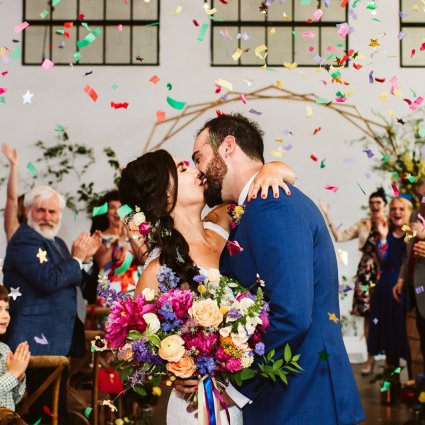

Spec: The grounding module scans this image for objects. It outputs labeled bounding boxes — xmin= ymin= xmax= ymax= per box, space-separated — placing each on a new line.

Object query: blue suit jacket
xmin=220 ymin=186 xmax=365 ymax=425
xmin=3 ymin=223 xmax=83 ymax=356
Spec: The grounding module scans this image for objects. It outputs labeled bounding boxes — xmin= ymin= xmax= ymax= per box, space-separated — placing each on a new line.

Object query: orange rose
xmin=158 ymin=335 xmax=186 ymax=362
xmin=166 ymin=355 xmax=195 ymax=378
xmin=189 ymin=299 xmax=223 ymax=328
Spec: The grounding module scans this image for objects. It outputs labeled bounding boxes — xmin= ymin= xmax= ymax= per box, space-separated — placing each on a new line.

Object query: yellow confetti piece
xmin=370 ymin=282 xmax=376 ymax=288
xmin=283 ymin=62 xmax=298 ymax=70
xmin=328 ymin=312 xmax=340 ymax=323
xmin=387 ymin=108 xmax=395 ymax=117
xmin=337 ymin=249 xmax=349 ymax=266
xmin=356 ymin=53 xmax=366 ymax=60
xmin=283 ymin=12 xmax=291 ymax=20
xmin=392 ymin=88 xmax=403 ymax=98
xmin=269 ymin=27 xmax=276 ymax=35
xmin=274 ymin=138 xmax=284 ymax=143
xmin=205 ymin=7 xmax=217 ymax=15
xmin=271 ymin=148 xmax=284 ymax=157
xmin=369 ymin=38 xmax=380 ymax=48
xmin=255 ymin=44 xmax=268 ymax=60
xmin=412 ymin=4 xmax=420 ymax=11
xmin=276 ymin=80 xmax=283 ymax=89
xmin=0 ymin=47 xmax=7 ymax=57
xmin=306 ymin=106 xmax=313 ymax=118
xmin=36 ymin=248 xmax=48 ymax=264
xmin=232 ymin=48 xmax=243 ymax=61
xmin=378 ymin=91 xmax=388 ymax=102
xmin=171 ymin=6 xmax=182 ymax=15
xmin=215 ymin=78 xmax=233 ymax=92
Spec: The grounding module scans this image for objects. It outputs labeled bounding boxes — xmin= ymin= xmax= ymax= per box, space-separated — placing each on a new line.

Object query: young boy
xmin=0 ymin=284 xmax=29 ymax=410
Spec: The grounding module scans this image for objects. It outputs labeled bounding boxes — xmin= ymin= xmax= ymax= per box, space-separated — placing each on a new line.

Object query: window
xmin=211 ymin=0 xmax=348 ymax=67
xmin=23 ymin=0 xmax=159 ymax=66
xmin=399 ymin=0 xmax=425 ymax=67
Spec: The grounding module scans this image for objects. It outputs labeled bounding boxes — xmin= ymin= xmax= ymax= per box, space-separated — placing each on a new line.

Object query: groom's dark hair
xmin=197 ymin=113 xmax=265 ymax=163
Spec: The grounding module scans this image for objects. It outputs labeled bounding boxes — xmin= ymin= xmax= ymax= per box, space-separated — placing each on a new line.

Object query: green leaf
xmin=284 ymin=344 xmax=292 ymax=363
xmin=273 ymin=359 xmax=283 ymax=370
xmin=267 ymin=349 xmax=275 ymax=361
xmin=147 ymin=334 xmax=161 ymax=347
xmin=151 ymin=375 xmax=162 ymax=387
xmin=278 ymin=369 xmax=288 ymax=384
xmin=290 ymin=361 xmax=303 ymax=371
xmin=283 ymin=365 xmax=300 ymax=374
xmin=292 ymin=354 xmax=300 ymax=362
xmin=241 ymin=368 xmax=256 ymax=381
xmin=127 ymin=330 xmax=142 ymax=340
xmin=134 ymin=385 xmax=147 ymax=396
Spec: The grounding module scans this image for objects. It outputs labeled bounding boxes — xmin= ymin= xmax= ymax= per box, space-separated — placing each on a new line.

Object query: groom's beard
xmin=204 ymin=152 xmax=228 ymax=207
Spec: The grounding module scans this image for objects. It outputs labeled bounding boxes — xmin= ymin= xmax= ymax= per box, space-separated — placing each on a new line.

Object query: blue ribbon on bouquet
xmin=204 ymin=375 xmax=217 ymax=425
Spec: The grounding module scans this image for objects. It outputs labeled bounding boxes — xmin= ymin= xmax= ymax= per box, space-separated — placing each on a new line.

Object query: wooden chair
xmin=17 ymin=356 xmax=69 ymax=425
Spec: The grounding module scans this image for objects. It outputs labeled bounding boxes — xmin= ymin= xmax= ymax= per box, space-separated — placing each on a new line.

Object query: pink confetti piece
xmin=391 ymin=184 xmax=399 ymax=197
xmin=227 ymin=240 xmax=244 ymax=256
xmin=0 ymin=88 xmax=7 ymax=95
xmin=421 ymin=42 xmax=425 ymax=51
xmin=14 ymin=21 xmax=29 ymax=34
xmin=325 ymin=185 xmax=339 ymax=192
xmin=1 ymin=71 xmax=8 ymax=77
xmin=41 ymin=58 xmax=54 ymax=70
xmin=390 ymin=75 xmax=398 ymax=95
xmin=183 ymin=160 xmax=190 ymax=167
xmin=410 ymin=97 xmax=423 ymax=111
xmin=240 ymin=94 xmax=247 ymax=104
xmin=313 ymin=9 xmax=323 ymax=21
xmin=308 ymin=46 xmax=315 ymax=52
xmin=34 ymin=333 xmax=48 ymax=344
xmin=117 ymin=24 xmax=123 ymax=32
xmin=336 ymin=23 xmax=351 ymax=37
xmin=301 ymin=32 xmax=315 ymax=38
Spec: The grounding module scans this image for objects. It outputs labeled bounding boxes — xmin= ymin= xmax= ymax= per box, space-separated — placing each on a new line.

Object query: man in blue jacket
xmin=3 ymin=185 xmax=101 ymax=424
xmin=192 ymin=113 xmax=364 ymax=425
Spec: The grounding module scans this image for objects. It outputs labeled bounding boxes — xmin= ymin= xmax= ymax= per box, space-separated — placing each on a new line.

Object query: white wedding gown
xmin=145 ymin=222 xmax=243 ymax=425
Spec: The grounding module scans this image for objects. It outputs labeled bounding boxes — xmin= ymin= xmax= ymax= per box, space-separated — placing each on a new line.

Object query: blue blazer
xmin=220 ymin=186 xmax=365 ymax=425
xmin=3 ymin=223 xmax=83 ymax=356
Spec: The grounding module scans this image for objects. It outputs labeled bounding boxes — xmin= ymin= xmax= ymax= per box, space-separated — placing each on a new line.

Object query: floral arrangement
xmin=228 ymin=205 xmax=245 ymax=229
xmin=101 ymin=267 xmax=301 ymax=417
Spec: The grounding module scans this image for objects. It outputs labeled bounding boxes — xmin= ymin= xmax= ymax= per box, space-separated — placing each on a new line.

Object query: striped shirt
xmin=0 ymin=342 xmax=26 ymax=410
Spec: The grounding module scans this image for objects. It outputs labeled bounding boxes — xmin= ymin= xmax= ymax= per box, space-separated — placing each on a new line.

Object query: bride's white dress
xmin=145 ymin=221 xmax=243 ymax=425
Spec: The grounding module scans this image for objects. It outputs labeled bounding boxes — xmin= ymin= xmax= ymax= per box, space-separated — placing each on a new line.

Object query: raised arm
xmin=2 ymin=144 xmax=20 ymax=241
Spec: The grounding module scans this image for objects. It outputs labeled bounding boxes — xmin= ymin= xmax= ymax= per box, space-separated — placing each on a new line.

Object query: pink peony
xmin=258 ymin=312 xmax=270 ymax=332
xmin=156 ymin=289 xmax=193 ymax=319
xmin=183 ymin=331 xmax=219 ymax=356
xmin=215 ymin=347 xmax=231 ymax=362
xmin=105 ymin=295 xmax=154 ymax=349
xmin=225 ymin=357 xmax=243 ymax=372
xmin=236 ymin=292 xmax=255 ymax=302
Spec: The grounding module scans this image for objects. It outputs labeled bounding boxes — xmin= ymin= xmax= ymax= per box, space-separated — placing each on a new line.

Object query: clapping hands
xmin=71 ymin=230 xmax=102 ymax=262
xmin=7 ymin=341 xmax=30 ymax=381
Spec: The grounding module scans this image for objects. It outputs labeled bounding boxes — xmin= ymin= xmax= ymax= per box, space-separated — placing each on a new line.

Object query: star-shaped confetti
xmin=9 ymin=287 xmax=22 ymax=301
xmin=22 ymin=90 xmax=33 ymax=104
xmin=328 ymin=312 xmax=339 ymax=323
xmin=36 ymin=248 xmax=48 ymax=264
xmin=369 ymin=38 xmax=380 ymax=48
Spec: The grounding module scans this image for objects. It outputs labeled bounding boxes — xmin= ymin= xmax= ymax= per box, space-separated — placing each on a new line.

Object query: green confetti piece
xmin=197 ymin=24 xmax=209 ymax=42
xmin=40 ymin=9 xmax=49 ymax=18
xmin=410 ymin=88 xmax=417 ymax=98
xmin=392 ymin=172 xmax=399 ymax=179
xmin=92 ymin=27 xmax=102 ymax=36
xmin=81 ymin=22 xmax=93 ymax=32
xmin=381 ymin=154 xmax=390 ymax=162
xmin=366 ymin=2 xmax=376 ymax=10
xmin=292 ymin=31 xmax=300 ymax=40
xmin=0 ymin=96 xmax=5 ymax=104
xmin=392 ymin=367 xmax=401 ymax=374
xmin=209 ymin=15 xmax=224 ymax=22
xmin=315 ymin=98 xmax=331 ymax=104
xmin=92 ymin=202 xmax=108 ymax=217
xmin=167 ymin=83 xmax=172 ymax=90
xmin=407 ymin=174 xmax=416 ymax=183
xmin=361 ymin=284 xmax=369 ymax=291
xmin=33 ymin=419 xmax=42 ymax=425
xmin=372 ymin=18 xmax=381 ymax=22
xmin=55 ymin=124 xmax=65 ymax=131
xmin=300 ymin=0 xmax=312 ymax=4
xmin=52 ymin=0 xmax=61 ymax=6
xmin=326 ymin=54 xmax=338 ymax=60
xmin=167 ymin=96 xmax=186 ymax=110
xmin=11 ymin=45 xmax=20 ymax=61
xmin=145 ymin=22 xmax=160 ymax=27
xmin=26 ymin=162 xmax=38 ymax=176
xmin=336 ymin=91 xmax=345 ymax=98
xmin=419 ymin=126 xmax=425 ymax=138
xmin=56 ymin=29 xmax=65 ymax=36
xmin=331 ymin=70 xmax=341 ymax=79
xmin=210 ymin=136 xmax=217 ymax=147
xmin=74 ymin=52 xmax=81 ymax=62
xmin=353 ymin=0 xmax=360 ymax=7
xmin=320 ymin=159 xmax=326 ymax=169
xmin=336 ymin=43 xmax=344 ymax=48
xmin=112 ymin=83 xmax=119 ymax=90
xmin=114 ymin=251 xmax=134 ymax=275
xmin=357 ymin=182 xmax=366 ymax=195
xmin=84 ymin=407 xmax=93 ymax=418
xmin=380 ymin=381 xmax=391 ymax=392
xmin=117 ymin=204 xmax=133 ymax=219
xmin=318 ymin=350 xmax=330 ymax=361
xmin=73 ymin=209 xmax=77 ymax=221
xmin=77 ymin=32 xmax=96 ymax=49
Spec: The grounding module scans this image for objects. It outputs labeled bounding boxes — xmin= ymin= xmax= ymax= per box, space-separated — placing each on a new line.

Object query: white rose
xmin=143 ymin=313 xmax=160 ymax=335
xmin=241 ymin=354 xmax=254 ymax=368
xmin=133 ymin=212 xmax=146 ymax=226
xmin=207 ymin=268 xmax=221 ymax=283
xmin=239 ymin=298 xmax=255 ymax=315
xmin=142 ymin=288 xmax=155 ymax=301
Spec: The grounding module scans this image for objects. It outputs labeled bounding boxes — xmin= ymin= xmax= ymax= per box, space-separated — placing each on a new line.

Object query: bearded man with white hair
xmin=3 ymin=185 xmax=101 ymax=424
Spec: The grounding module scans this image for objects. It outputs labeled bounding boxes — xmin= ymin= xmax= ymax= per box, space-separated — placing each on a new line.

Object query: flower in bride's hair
xmin=139 ymin=222 xmax=152 ymax=237
xmin=158 ymin=335 xmax=186 ymax=362
xmin=133 ymin=212 xmax=146 ymax=226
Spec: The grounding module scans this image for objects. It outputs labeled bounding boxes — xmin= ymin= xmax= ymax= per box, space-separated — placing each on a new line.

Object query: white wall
xmin=0 ymin=1 xmax=423 ymax=336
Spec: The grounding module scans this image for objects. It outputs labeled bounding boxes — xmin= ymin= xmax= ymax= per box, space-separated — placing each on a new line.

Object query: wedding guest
xmin=0 ymin=285 xmax=29 ymax=412
xmin=320 ymin=188 xmax=387 ymax=374
xmin=94 ymin=190 xmax=145 ymax=306
xmin=368 ymin=197 xmax=413 ymax=371
xmin=2 ymin=185 xmax=101 ymax=424
xmin=1 ymin=144 xmax=26 ymax=242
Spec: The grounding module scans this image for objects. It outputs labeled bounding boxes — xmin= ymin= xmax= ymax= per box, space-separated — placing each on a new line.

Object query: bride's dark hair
xmin=119 ymin=149 xmax=199 ymax=285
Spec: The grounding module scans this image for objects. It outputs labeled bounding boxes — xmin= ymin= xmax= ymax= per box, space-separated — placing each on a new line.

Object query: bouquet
xmin=100 ymin=266 xmax=302 ymax=420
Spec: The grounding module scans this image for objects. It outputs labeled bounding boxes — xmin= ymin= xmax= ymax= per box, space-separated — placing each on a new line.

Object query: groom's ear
xmin=220 ymin=135 xmax=237 ymax=158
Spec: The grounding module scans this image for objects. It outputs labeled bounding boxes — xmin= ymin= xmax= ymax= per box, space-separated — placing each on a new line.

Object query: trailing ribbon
xmin=204 ymin=376 xmax=216 ymax=425
xmin=212 ymin=379 xmax=229 ymax=425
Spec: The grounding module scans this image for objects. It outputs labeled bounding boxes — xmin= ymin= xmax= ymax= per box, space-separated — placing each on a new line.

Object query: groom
xmin=192 ymin=113 xmax=364 ymax=425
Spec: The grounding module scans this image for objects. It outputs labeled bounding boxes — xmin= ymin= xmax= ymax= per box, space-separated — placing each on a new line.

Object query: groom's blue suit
xmin=220 ymin=185 xmax=364 ymax=425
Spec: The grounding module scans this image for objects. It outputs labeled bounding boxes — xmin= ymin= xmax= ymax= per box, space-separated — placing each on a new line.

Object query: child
xmin=0 ymin=284 xmax=29 ymax=411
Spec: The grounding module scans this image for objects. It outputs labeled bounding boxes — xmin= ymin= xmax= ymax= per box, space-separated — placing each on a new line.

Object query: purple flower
xmin=157 ymin=266 xmax=180 ymax=293
xmin=197 ymin=355 xmax=216 ymax=375
xmin=158 ymin=302 xmax=175 ymax=321
xmin=227 ymin=308 xmax=243 ymax=320
xmin=255 ymin=342 xmax=265 ymax=356
xmin=193 ymin=274 xmax=207 ymax=283
xmin=132 ymin=340 xmax=163 ymax=364
xmin=128 ymin=369 xmax=146 ymax=388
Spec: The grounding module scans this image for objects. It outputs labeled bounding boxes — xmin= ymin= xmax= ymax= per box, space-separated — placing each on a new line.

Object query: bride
xmin=119 ymin=149 xmax=295 ymax=424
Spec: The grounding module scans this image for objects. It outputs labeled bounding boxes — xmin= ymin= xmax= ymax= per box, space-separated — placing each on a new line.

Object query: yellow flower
xmin=220 ymin=305 xmax=229 ymax=315
xmin=197 ymin=284 xmax=207 ymax=294
xmin=152 ymin=386 xmax=162 ymax=396
xmin=158 ymin=335 xmax=186 ymax=362
xmin=419 ymin=392 xmax=425 ymax=403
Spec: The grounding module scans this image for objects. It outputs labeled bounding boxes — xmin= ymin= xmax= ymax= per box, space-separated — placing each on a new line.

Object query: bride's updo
xmin=119 ymin=150 xmax=199 ymax=285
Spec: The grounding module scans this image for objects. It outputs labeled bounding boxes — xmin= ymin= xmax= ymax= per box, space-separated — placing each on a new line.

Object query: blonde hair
xmin=389 ymin=197 xmax=413 ymax=227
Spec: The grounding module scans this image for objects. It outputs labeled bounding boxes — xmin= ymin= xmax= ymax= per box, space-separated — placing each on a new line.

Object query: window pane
xmin=267 ymin=1 xmax=294 ymax=21
xmin=133 ymin=0 xmax=158 ymax=20
xmin=52 ymin=26 xmax=77 ymax=64
xmin=105 ymin=25 xmax=130 ymax=63
xmin=106 ymin=0 xmax=131 ymax=20
xmin=51 ymin=0 xmax=77 ymax=20
xmin=25 ymin=0 xmax=50 ymax=20
xmin=321 ymin=0 xmax=346 ymax=22
xmin=294 ymin=26 xmax=318 ymax=65
xmin=212 ymin=26 xmax=239 ymax=65
xmin=401 ymin=27 xmax=425 ymax=66
xmin=240 ymin=26 xmax=266 ymax=65
xmin=294 ymin=2 xmax=318 ymax=21
xmin=321 ymin=26 xmax=346 ymax=64
xmin=400 ymin=0 xmax=425 ymax=23
xmin=24 ymin=26 xmax=50 ymax=64
xmin=78 ymin=26 xmax=104 ymax=64
xmin=79 ymin=0 xmax=104 ymax=20
xmin=267 ymin=27 xmax=293 ymax=65
xmin=132 ymin=26 xmax=158 ymax=64
xmin=212 ymin=0 xmax=239 ymax=21
xmin=241 ymin=0 xmax=265 ymax=22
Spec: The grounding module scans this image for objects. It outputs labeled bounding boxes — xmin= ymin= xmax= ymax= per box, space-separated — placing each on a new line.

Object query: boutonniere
xmin=228 ymin=204 xmax=245 ymax=229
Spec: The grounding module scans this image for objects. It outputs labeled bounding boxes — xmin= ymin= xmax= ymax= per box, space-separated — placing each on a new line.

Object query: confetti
xmin=325 ymin=185 xmax=339 ymax=192
xmin=249 ymin=109 xmax=262 ymax=116
xmin=172 ymin=6 xmax=183 ymax=15
xmin=83 ymin=84 xmax=98 ymax=102
xmin=232 ymin=48 xmax=243 ymax=61
xmin=310 ymin=155 xmax=318 ymax=162
xmin=117 ymin=204 xmax=132 ymax=219
xmin=110 ymin=102 xmax=129 ymax=109
xmin=215 ymin=78 xmax=233 ymax=92
xmin=197 ymin=24 xmax=209 ymax=42
xmin=363 ymin=149 xmax=374 ymax=158
xmin=337 ymin=249 xmax=349 ymax=266
xmin=306 ymin=106 xmax=313 ymax=118
xmin=328 ymin=313 xmax=339 ymax=323
xmin=9 ymin=287 xmax=22 ymax=301
xmin=84 ymin=407 xmax=93 ymax=418
xmin=34 ymin=333 xmax=48 ymax=344
xmin=254 ymin=44 xmax=268 ymax=59
xmin=283 ymin=62 xmax=297 ymax=70
xmin=167 ymin=83 xmax=172 ymax=90
xmin=41 ymin=59 xmax=54 ymax=70
xmin=166 ymin=96 xmax=186 ymax=110
xmin=26 ymin=162 xmax=38 ymax=176
xmin=117 ymin=24 xmax=123 ymax=32
xmin=22 ymin=90 xmax=34 ymax=104
xmin=93 ymin=202 xmax=108 ymax=217
xmin=14 ymin=21 xmax=30 ymax=34
xmin=114 ymin=252 xmax=134 ymax=275
xmin=156 ymin=111 xmax=166 ymax=122
xmin=74 ymin=52 xmax=81 ymax=62
xmin=77 ymin=33 xmax=97 ymax=49
xmin=227 ymin=240 xmax=244 ymax=256
xmin=391 ymin=183 xmax=400 ymax=197
xmin=150 ymin=75 xmax=160 ymax=84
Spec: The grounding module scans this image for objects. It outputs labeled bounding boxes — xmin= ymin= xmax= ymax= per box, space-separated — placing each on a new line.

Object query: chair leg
xmin=92 ymin=352 xmax=100 ymax=425
xmin=51 ymin=365 xmax=65 ymax=425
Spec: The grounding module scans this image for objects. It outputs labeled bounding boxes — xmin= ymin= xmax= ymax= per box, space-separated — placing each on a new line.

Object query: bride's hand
xmin=174 ymin=378 xmax=199 ymax=395
xmin=247 ymin=161 xmax=295 ymax=201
